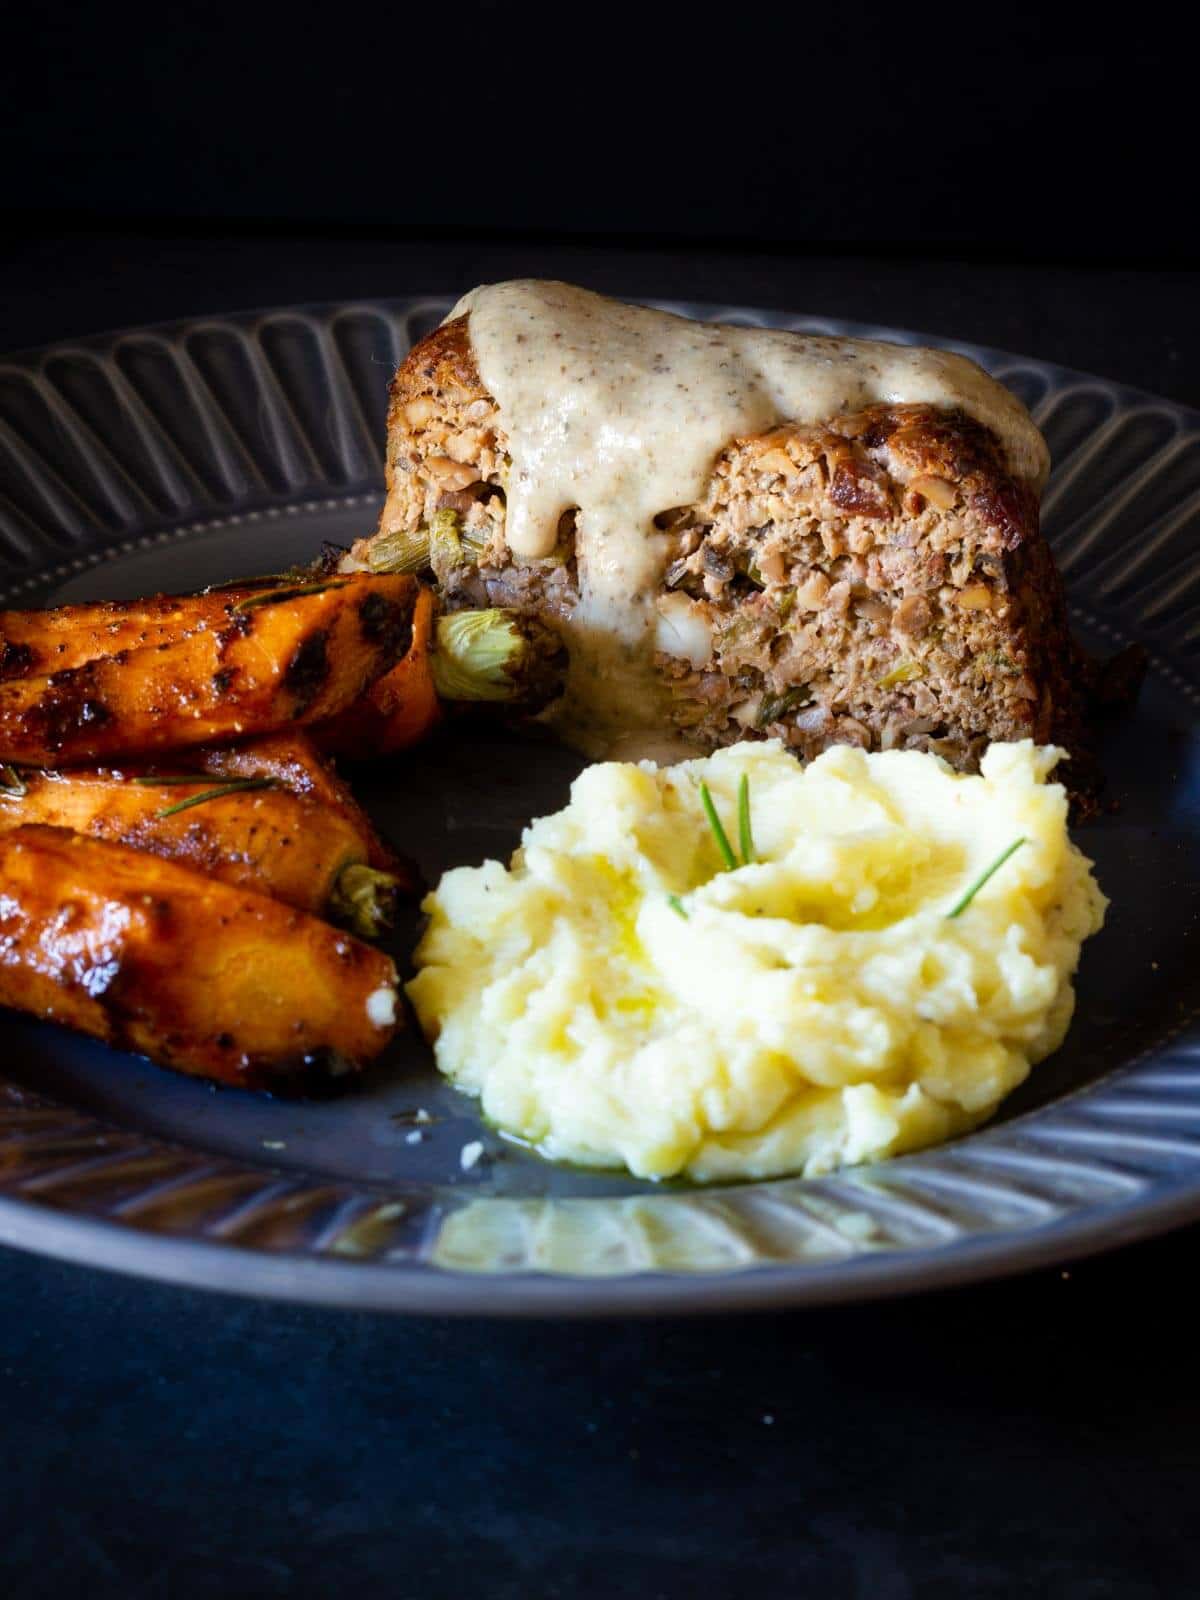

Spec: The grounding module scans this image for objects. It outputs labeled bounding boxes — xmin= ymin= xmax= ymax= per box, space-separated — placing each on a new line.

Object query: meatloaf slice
xmin=346 ymin=312 xmax=1094 ymax=784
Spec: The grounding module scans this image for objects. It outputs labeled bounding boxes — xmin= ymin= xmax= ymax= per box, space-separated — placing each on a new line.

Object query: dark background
xmin=4 ymin=7 xmax=1200 ymax=1597
xmin=4 ymin=5 xmax=1198 ymax=262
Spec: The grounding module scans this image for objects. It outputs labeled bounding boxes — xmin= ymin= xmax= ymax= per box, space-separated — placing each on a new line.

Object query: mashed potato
xmin=407 ymin=741 xmax=1106 ymax=1182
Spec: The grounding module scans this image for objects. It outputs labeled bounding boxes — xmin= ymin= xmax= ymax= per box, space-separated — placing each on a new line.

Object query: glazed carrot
xmin=0 ymin=589 xmax=267 ymax=678
xmin=195 ymin=731 xmax=404 ymax=875
xmin=0 ymin=825 xmax=400 ymax=1089
xmin=314 ymin=585 xmax=441 ymax=758
xmin=0 ymin=575 xmax=417 ymax=766
xmin=0 ymin=766 xmax=405 ymax=937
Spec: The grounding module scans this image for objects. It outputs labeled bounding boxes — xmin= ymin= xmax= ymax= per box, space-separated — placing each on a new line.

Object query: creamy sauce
xmin=449 ymin=281 xmax=1049 ymax=757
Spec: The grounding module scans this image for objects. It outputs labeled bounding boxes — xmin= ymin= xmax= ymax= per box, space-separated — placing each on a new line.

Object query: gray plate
xmin=1 ymin=296 xmax=1198 ymax=1316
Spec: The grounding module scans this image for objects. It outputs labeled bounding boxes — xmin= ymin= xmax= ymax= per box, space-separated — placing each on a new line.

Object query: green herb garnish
xmin=946 ymin=837 xmax=1027 ymax=919
xmin=231 ymin=581 xmax=348 ymax=613
xmin=737 ymin=774 xmax=755 ymax=865
xmin=202 ymin=565 xmax=315 ymax=594
xmin=0 ymin=763 xmax=27 ymax=797
xmin=699 ymin=782 xmax=738 ymax=872
xmin=155 ymin=777 xmax=277 ymax=818
xmin=672 ymin=776 xmax=755 ymax=913
xmin=132 ymin=772 xmax=212 ymax=786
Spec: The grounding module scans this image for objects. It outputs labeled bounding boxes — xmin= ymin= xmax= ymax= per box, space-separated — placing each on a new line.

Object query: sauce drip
xmin=449 ymin=281 xmax=1049 ymax=757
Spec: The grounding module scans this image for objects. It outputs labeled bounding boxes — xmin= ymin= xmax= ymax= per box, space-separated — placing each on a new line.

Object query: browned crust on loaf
xmin=393 ymin=314 xmax=485 ymax=405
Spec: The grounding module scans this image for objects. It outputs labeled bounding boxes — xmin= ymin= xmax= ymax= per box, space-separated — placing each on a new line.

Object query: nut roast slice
xmin=348 ymin=309 xmax=1124 ymax=797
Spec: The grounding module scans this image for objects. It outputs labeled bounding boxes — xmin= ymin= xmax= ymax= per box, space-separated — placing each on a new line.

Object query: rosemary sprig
xmin=699 ymin=782 xmax=738 ymax=872
xmin=132 ymin=773 xmax=212 ymax=786
xmin=155 ymin=777 xmax=277 ymax=818
xmin=737 ymin=774 xmax=755 ymax=865
xmin=0 ymin=763 xmax=27 ymax=797
xmin=138 ymin=770 xmax=291 ymax=789
xmin=231 ymin=580 xmax=348 ymax=614
xmin=946 ymin=837 xmax=1027 ymax=919
xmin=203 ymin=564 xmax=316 ymax=594
xmin=671 ymin=775 xmax=756 ymax=916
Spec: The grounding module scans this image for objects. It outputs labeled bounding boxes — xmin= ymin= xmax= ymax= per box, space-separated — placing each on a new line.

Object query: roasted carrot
xmin=0 ymin=825 xmax=399 ymax=1089
xmin=0 ymin=766 xmax=405 ymax=937
xmin=314 ymin=585 xmax=441 ymax=758
xmin=0 ymin=574 xmax=417 ymax=766
xmin=0 ymin=589 xmax=279 ymax=679
xmin=194 ymin=731 xmax=404 ymax=875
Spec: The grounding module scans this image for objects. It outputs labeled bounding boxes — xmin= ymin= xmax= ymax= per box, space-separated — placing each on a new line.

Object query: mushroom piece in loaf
xmin=346 ymin=308 xmax=1093 ymax=780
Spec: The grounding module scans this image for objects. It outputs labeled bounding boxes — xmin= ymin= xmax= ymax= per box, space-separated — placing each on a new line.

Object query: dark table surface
xmin=2 ymin=230 xmax=1198 ymax=1599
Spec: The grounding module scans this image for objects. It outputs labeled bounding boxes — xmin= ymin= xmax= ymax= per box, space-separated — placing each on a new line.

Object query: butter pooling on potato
xmin=407 ymin=741 xmax=1107 ymax=1182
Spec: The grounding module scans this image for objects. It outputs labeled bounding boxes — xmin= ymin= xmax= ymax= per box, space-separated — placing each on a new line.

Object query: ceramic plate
xmin=1 ymin=296 xmax=1198 ymax=1315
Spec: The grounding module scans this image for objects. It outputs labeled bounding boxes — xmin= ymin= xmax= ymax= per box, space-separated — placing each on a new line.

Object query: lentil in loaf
xmin=346 ymin=313 xmax=1091 ymax=780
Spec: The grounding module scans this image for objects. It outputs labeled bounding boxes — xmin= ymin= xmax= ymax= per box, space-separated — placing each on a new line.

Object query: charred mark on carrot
xmin=357 ymin=590 xmax=414 ymax=657
xmin=0 ymin=640 xmax=34 ymax=680
xmin=283 ymin=629 xmax=331 ymax=715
